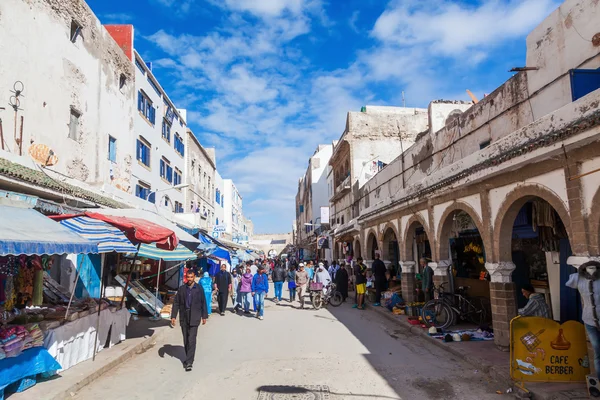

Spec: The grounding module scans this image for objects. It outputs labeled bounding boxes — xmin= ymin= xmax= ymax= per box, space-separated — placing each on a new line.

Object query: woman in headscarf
xmin=315 ymin=262 xmax=332 ymax=295
xmin=199 ymin=272 xmax=214 ymax=316
xmin=335 ymin=262 xmax=349 ymax=301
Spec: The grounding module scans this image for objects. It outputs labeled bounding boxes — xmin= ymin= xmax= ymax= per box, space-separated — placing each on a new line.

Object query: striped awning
xmin=0 ymin=205 xmax=98 ymax=256
xmin=59 ymin=216 xmax=138 ymax=254
xmin=136 ymin=243 xmax=197 ymax=261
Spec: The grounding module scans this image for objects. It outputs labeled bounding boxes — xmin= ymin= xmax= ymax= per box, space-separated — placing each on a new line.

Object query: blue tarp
xmin=0 ymin=347 xmax=61 ymax=391
xmin=211 ymin=247 xmax=231 ymax=263
xmin=0 ymin=205 xmax=98 ymax=256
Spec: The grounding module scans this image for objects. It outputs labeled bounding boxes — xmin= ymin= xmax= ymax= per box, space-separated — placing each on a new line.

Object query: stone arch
xmin=381 ymin=226 xmax=399 ymax=264
xmin=494 ymin=184 xmax=573 ymax=263
xmin=588 ymin=187 xmax=600 ymax=256
xmin=436 ymin=201 xmax=490 ymax=263
xmin=366 ymin=230 xmax=378 ymax=261
xmin=353 ymin=237 xmax=362 ymax=259
xmin=403 ymin=213 xmax=433 ymax=261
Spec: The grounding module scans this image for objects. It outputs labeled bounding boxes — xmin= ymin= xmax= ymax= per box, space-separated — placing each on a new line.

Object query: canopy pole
xmin=149 ymin=258 xmax=162 ymax=321
xmin=64 ymin=256 xmax=85 ymax=320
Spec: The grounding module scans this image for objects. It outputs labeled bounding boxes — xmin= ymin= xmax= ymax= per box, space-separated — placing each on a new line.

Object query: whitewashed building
xmin=214 ymin=170 xmax=225 ymax=231
xmin=223 ymin=179 xmax=243 ymax=240
xmin=295 ymin=144 xmax=335 ymax=262
xmin=0 ymin=0 xmax=135 ymax=202
xmin=128 ymin=51 xmax=187 ymax=214
xmin=177 ymin=128 xmax=216 ymax=230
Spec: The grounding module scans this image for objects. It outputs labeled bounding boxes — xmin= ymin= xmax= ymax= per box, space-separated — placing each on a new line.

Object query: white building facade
xmin=223 ymin=179 xmax=243 ymax=240
xmin=0 ymin=0 xmax=135 ymax=196
xmin=214 ymin=170 xmax=225 ymax=230
xmin=180 ymin=128 xmax=216 ymax=230
xmin=295 ymin=144 xmax=334 ymax=262
xmin=130 ymin=51 xmax=187 ymax=214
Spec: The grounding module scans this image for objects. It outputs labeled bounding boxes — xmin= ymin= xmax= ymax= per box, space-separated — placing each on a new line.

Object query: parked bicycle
xmin=310 ymin=282 xmax=344 ymax=310
xmin=421 ymin=282 xmax=491 ymax=330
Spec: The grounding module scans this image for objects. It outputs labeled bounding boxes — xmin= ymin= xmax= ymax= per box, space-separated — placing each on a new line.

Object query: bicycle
xmin=421 ymin=282 xmax=491 ymax=330
xmin=310 ymin=283 xmax=344 ymax=310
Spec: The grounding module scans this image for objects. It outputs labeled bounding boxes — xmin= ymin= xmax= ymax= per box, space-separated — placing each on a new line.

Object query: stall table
xmin=43 ymin=307 xmax=130 ymax=372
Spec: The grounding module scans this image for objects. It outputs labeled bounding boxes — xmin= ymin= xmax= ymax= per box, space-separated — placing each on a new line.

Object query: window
xmin=216 ymin=218 xmax=219 ymax=225
xmin=147 ymin=76 xmax=161 ymax=97
xmin=174 ymin=168 xmax=182 ymax=186
xmin=108 ymin=136 xmax=117 ymax=162
xmin=216 ymin=189 xmax=221 ymax=204
xmin=479 ymin=140 xmax=491 ymax=150
xmin=162 ymin=119 xmax=171 ymax=143
xmin=174 ymin=201 xmax=184 ymax=214
xmin=119 ymin=74 xmax=127 ymax=89
xmin=137 ymin=91 xmax=155 ymax=124
xmin=174 ymin=134 xmax=184 ymax=156
xmin=68 ymin=107 xmax=81 ymax=140
xmin=136 ymin=137 xmax=151 ymax=167
xmin=299 ymin=205 xmax=304 ymax=213
xmin=160 ymin=157 xmax=172 ymax=183
xmin=70 ymin=20 xmax=82 ymax=43
xmin=135 ymin=181 xmax=153 ymax=202
xmin=135 ymin=58 xmax=146 ymax=74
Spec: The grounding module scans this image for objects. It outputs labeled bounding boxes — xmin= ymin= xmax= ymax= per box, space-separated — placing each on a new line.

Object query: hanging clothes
xmin=532 ymin=200 xmax=557 ymax=233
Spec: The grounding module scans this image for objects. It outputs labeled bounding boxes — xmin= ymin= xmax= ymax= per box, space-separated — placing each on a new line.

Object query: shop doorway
xmin=382 ymin=228 xmax=399 ymax=269
xmin=444 ymin=211 xmax=489 ymax=299
xmin=404 ymin=221 xmax=431 ymax=274
xmin=508 ymin=199 xmax=572 ymax=321
xmin=366 ymin=232 xmax=378 ymax=261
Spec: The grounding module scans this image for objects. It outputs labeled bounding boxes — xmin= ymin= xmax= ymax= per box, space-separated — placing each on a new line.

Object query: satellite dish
xmin=29 ymin=143 xmax=58 ymax=166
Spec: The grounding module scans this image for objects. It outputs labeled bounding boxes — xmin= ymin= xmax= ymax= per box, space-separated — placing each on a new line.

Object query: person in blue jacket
xmin=199 ymin=272 xmax=214 ymax=316
xmin=252 ymin=266 xmax=269 ymax=320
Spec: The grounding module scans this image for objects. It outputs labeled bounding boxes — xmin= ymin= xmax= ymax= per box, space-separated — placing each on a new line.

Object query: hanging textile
xmin=531 ymin=200 xmax=557 ymax=233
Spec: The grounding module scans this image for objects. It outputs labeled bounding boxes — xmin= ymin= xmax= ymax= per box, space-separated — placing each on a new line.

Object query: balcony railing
xmin=331 ymin=175 xmax=351 ymax=202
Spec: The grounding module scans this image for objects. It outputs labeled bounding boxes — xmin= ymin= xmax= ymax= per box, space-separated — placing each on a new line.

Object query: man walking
xmin=252 ymin=266 xmax=269 ymax=320
xmin=295 ymin=263 xmax=309 ymax=309
xmin=171 ymin=269 xmax=208 ymax=371
xmin=231 ymin=267 xmax=241 ymax=312
xmin=372 ymin=253 xmax=387 ymax=307
xmin=214 ymin=263 xmax=232 ymax=316
xmin=353 ymin=257 xmax=367 ymax=310
xmin=272 ymin=262 xmax=286 ymax=303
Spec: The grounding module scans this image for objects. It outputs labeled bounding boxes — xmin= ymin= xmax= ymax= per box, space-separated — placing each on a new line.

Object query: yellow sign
xmin=510 ymin=317 xmax=590 ymax=382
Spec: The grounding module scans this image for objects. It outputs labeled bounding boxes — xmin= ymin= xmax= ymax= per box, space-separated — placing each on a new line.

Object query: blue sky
xmin=89 ymin=0 xmax=559 ymax=234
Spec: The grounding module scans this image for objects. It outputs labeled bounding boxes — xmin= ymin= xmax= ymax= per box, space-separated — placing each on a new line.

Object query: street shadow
xmin=158 ymin=344 xmax=185 ymax=364
xmin=256 ymin=385 xmax=400 ymax=399
xmin=126 ymin=317 xmax=170 ymax=339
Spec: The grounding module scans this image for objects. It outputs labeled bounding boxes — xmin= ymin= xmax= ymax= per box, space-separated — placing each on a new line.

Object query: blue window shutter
xmin=138 ymin=91 xmax=143 ymax=111
xmin=160 ymin=159 xmax=164 ymax=177
xmin=108 ymin=137 xmax=116 ymax=162
xmin=148 ymin=192 xmax=155 ymax=203
xmin=150 ymin=106 xmax=155 ymax=124
xmin=136 ymin=140 xmax=141 ymax=160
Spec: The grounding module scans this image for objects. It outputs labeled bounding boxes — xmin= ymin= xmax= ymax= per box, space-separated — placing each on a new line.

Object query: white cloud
xmin=141 ymin=0 xmax=557 ymax=233
xmin=372 ymin=0 xmax=559 ymax=55
xmin=349 ymin=10 xmax=360 ymax=33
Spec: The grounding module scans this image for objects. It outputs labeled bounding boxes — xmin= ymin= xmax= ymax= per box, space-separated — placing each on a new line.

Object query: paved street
xmin=74 ymin=289 xmax=509 ymax=400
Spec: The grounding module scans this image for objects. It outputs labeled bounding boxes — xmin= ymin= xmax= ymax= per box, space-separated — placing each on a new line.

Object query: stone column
xmin=430 ymin=260 xmax=451 ymax=288
xmin=400 ymin=261 xmax=416 ymax=302
xmin=485 ymin=262 xmax=517 ymax=350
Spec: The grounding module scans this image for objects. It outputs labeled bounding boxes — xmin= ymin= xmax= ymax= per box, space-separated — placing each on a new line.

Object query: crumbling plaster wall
xmin=0 ymin=0 xmax=135 ymax=191
xmin=526 ymin=0 xmax=600 ymax=119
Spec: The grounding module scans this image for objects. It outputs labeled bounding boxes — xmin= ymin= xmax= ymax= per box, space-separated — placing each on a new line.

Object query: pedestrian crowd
xmin=170 ymin=256 xmax=376 ymax=372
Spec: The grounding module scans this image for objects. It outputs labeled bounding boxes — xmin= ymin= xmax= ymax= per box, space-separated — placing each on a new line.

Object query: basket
xmin=309 ymin=282 xmax=323 ymax=291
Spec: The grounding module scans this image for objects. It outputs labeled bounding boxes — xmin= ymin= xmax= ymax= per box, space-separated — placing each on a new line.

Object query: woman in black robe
xmin=335 ymin=263 xmax=349 ymax=301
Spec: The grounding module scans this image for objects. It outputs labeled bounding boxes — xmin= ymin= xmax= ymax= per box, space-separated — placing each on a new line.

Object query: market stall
xmin=0 ymin=204 xmax=99 ymax=396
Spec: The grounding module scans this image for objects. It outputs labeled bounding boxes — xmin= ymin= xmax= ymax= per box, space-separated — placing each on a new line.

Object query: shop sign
xmin=317 ymin=237 xmax=329 ymax=249
xmin=510 ymin=317 xmax=589 ymax=382
xmin=212 ymin=225 xmax=226 ymax=233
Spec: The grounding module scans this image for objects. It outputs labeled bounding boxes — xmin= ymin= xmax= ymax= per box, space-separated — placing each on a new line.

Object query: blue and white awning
xmin=136 ymin=243 xmax=197 ymax=261
xmin=0 ymin=205 xmax=98 ymax=256
xmin=58 ymin=216 xmax=138 ymax=254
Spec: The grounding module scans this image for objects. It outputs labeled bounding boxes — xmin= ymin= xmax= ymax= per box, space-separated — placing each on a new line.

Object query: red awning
xmin=50 ymin=212 xmax=178 ymax=251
